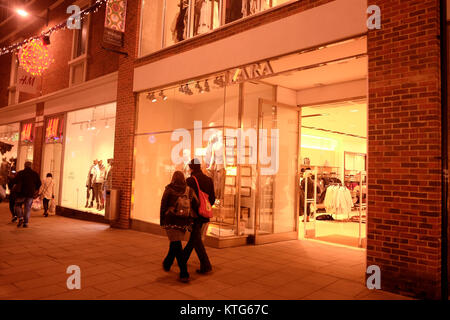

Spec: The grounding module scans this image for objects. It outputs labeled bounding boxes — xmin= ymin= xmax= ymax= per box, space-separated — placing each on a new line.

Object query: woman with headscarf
xmin=160 ymin=171 xmax=198 ymax=282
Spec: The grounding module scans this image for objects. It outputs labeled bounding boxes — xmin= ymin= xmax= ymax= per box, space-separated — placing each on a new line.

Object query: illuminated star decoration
xmin=18 ymin=38 xmax=54 ymax=76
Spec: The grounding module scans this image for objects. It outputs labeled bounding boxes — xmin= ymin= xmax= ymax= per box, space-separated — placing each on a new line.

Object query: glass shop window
xmin=140 ymin=0 xmax=294 ymax=56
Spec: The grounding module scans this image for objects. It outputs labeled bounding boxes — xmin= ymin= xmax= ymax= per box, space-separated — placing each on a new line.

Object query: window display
xmin=41 ymin=115 xmax=64 ymax=205
xmin=17 ymin=122 xmax=34 ymax=171
xmin=133 ymin=77 xmax=240 ymax=236
xmin=140 ymin=0 xmax=294 ymax=56
xmin=61 ymin=103 xmax=116 ymax=214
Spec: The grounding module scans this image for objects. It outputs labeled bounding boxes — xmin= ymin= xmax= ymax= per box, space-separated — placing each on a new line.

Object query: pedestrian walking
xmin=39 ymin=173 xmax=54 ymax=217
xmin=184 ymin=158 xmax=215 ymax=275
xmin=7 ymin=171 xmax=18 ymax=222
xmin=13 ymin=161 xmax=41 ymax=228
xmin=160 ymin=171 xmax=198 ymax=282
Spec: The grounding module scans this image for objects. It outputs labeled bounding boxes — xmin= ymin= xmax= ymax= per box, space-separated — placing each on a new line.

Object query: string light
xmin=18 ymin=38 xmax=54 ymax=76
xmin=0 ymin=0 xmax=108 ymax=57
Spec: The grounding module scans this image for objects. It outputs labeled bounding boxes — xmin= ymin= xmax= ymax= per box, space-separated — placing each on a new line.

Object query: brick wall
xmin=0 ymin=0 xmax=119 ymax=109
xmin=111 ymin=0 xmax=141 ymax=229
xmin=32 ymin=102 xmax=45 ymax=174
xmin=0 ymin=54 xmax=11 ymax=107
xmin=367 ymin=0 xmax=443 ymax=299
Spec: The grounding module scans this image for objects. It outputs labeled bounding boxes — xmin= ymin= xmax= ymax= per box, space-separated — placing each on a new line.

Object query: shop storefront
xmin=54 ymin=102 xmax=117 ymax=216
xmin=132 ymin=35 xmax=368 ymax=248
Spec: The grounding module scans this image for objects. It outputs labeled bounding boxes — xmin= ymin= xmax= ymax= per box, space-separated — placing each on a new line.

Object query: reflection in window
xmin=140 ymin=0 xmax=294 ymax=56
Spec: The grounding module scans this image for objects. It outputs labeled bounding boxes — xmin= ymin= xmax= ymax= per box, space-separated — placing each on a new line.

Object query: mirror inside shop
xmin=133 ymin=37 xmax=368 ymax=248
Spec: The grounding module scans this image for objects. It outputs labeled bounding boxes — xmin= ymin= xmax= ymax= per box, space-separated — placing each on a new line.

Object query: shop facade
xmin=107 ymin=0 xmax=447 ymax=299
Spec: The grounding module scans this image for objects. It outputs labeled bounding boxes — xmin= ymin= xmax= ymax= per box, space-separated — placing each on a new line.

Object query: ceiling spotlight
xmin=184 ymin=84 xmax=193 ymax=95
xmin=179 ymin=85 xmax=185 ymax=93
xmin=105 ymin=120 xmax=110 ymax=129
xmin=159 ymin=90 xmax=168 ymax=101
xmin=214 ymin=76 xmax=225 ymax=88
xmin=204 ymin=80 xmax=210 ymax=92
xmin=195 ymin=81 xmax=204 ymax=93
xmin=147 ymin=92 xmax=157 ymax=102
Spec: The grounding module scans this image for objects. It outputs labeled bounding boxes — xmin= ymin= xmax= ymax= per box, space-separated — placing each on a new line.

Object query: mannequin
xmin=206 ymin=131 xmax=226 ymax=207
xmin=85 ymin=159 xmax=98 ymax=208
xmin=95 ymin=160 xmax=106 ymax=210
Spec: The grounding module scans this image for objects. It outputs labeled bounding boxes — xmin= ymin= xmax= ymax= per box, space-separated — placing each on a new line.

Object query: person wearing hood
xmin=39 ymin=173 xmax=55 ymax=217
xmin=160 ymin=170 xmax=199 ymax=282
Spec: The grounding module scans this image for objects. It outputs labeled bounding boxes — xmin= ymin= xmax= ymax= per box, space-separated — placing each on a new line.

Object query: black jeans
xmin=183 ymin=220 xmax=212 ymax=271
xmin=163 ymin=241 xmax=188 ymax=277
xmin=9 ymin=195 xmax=16 ymax=217
xmin=43 ymin=198 xmax=50 ymax=214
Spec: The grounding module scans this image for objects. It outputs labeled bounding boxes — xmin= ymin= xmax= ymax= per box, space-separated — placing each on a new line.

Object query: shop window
xmin=133 ymin=77 xmax=241 ymax=232
xmin=69 ymin=1 xmax=90 ymax=86
xmin=61 ymin=103 xmax=116 ymax=214
xmin=17 ymin=121 xmax=34 ymax=171
xmin=139 ymin=0 xmax=295 ymax=56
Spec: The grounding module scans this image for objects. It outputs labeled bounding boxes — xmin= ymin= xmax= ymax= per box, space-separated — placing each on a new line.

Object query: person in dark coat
xmin=183 ymin=158 xmax=215 ymax=274
xmin=14 ymin=161 xmax=41 ymax=228
xmin=160 ymin=171 xmax=198 ymax=282
xmin=7 ymin=171 xmax=18 ymax=222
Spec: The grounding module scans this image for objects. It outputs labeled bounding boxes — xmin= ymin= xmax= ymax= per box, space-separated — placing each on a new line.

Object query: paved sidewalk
xmin=0 ymin=203 xmax=409 ymax=300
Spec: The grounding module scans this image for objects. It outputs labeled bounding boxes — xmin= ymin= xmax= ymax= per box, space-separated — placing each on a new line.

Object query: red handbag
xmin=192 ymin=176 xmax=213 ymax=218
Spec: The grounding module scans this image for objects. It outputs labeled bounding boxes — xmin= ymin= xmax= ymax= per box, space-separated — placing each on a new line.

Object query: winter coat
xmin=160 ymin=183 xmax=199 ymax=231
xmin=39 ymin=177 xmax=54 ymax=200
xmin=14 ymin=167 xmax=41 ymax=198
xmin=186 ymin=170 xmax=215 ymax=223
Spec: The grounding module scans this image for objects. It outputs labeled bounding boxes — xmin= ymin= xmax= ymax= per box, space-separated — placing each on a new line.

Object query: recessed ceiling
xmin=263 ymin=56 xmax=368 ymax=90
xmin=302 ymin=101 xmax=367 ymax=138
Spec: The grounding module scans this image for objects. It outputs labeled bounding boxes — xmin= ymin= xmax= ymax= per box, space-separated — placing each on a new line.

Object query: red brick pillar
xmin=111 ymin=0 xmax=141 ymax=229
xmin=367 ymin=0 xmax=443 ymax=299
xmin=33 ymin=102 xmax=45 ymax=174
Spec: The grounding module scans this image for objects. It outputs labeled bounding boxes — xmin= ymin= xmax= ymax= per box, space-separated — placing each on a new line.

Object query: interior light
xmin=147 ymin=92 xmax=157 ymax=102
xmin=350 ymin=109 xmax=359 ymax=113
xmin=159 ymin=90 xmax=168 ymax=101
xmin=16 ymin=9 xmax=29 ymax=17
xmin=195 ymin=81 xmax=204 ymax=93
xmin=105 ymin=120 xmax=110 ymax=129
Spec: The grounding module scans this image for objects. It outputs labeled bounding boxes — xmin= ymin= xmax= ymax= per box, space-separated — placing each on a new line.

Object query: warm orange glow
xmin=18 ymin=39 xmax=54 ymax=76
xmin=21 ymin=123 xmax=33 ymax=142
xmin=16 ymin=9 xmax=29 ymax=17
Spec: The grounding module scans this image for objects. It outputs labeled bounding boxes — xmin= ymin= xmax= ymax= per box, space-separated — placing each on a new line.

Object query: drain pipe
xmin=440 ymin=0 xmax=449 ymax=301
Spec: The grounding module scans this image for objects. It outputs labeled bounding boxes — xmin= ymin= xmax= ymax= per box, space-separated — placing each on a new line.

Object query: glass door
xmin=41 ymin=143 xmax=63 ymax=204
xmin=253 ymin=99 xmax=300 ymax=244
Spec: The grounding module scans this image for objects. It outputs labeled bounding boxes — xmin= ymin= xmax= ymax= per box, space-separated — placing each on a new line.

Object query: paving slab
xmin=0 ymin=203 xmax=409 ymax=300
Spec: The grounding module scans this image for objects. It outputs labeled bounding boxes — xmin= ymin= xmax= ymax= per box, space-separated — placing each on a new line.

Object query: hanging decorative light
xmin=18 ymin=38 xmax=54 ymax=76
